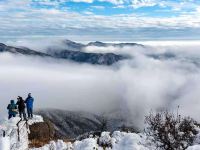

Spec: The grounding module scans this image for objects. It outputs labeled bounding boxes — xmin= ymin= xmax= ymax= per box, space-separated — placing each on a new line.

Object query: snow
xmin=30 ymin=131 xmax=150 ymax=150
xmin=1 ymin=114 xmax=200 ymax=150
xmin=187 ymin=145 xmax=200 ymax=150
xmin=0 ymin=137 xmax=10 ymax=150
xmin=31 ymin=138 xmax=102 ymax=150
xmin=112 ymin=132 xmax=149 ymax=150
xmin=194 ymin=130 xmax=200 ymax=145
xmin=27 ymin=115 xmax=43 ymax=125
xmin=74 ymin=138 xmax=99 ymax=150
xmin=99 ymin=132 xmax=112 ymax=146
xmin=30 ymin=129 xmax=200 ymax=150
xmin=186 ymin=127 xmax=200 ymax=150
xmin=187 ymin=132 xmax=200 ymax=150
xmin=0 ymin=117 xmax=24 ymax=150
xmin=31 ymin=140 xmax=73 ymax=150
xmin=0 ymin=115 xmax=43 ymax=150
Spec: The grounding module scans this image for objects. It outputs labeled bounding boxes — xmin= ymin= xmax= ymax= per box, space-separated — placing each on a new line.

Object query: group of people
xmin=7 ymin=93 xmax=34 ymax=120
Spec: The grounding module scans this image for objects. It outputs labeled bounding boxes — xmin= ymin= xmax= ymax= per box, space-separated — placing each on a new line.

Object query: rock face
xmin=28 ymin=120 xmax=56 ymax=148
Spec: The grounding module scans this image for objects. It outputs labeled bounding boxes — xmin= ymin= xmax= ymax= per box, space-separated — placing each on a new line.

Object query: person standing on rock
xmin=16 ymin=96 xmax=27 ymax=120
xmin=7 ymin=100 xmax=18 ymax=119
xmin=25 ymin=93 xmax=34 ymax=119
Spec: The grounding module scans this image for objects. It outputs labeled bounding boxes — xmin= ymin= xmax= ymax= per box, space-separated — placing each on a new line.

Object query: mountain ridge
xmin=0 ymin=41 xmax=130 ymax=65
xmin=36 ymin=108 xmax=137 ymax=139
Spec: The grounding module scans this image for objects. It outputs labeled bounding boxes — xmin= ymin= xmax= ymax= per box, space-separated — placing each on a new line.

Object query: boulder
xmin=28 ymin=120 xmax=55 ymax=148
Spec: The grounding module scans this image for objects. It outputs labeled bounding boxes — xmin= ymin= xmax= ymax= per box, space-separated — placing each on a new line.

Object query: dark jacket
xmin=16 ymin=97 xmax=25 ymax=111
xmin=25 ymin=96 xmax=34 ymax=109
xmin=7 ymin=100 xmax=18 ymax=115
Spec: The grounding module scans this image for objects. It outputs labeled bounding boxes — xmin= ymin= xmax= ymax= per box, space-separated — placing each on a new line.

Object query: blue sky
xmin=0 ymin=0 xmax=200 ymax=41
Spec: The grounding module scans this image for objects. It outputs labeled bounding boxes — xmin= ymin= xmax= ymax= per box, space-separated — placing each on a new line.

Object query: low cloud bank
xmin=1 ymin=40 xmax=200 ymax=128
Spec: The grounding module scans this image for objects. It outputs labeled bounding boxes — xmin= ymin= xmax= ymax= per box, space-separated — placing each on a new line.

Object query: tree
xmin=145 ymin=109 xmax=198 ymax=150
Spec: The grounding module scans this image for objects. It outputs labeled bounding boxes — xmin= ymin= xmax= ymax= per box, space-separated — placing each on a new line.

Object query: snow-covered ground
xmin=0 ymin=114 xmax=200 ymax=150
xmin=31 ymin=130 xmax=200 ymax=150
xmin=0 ymin=115 xmax=43 ymax=150
xmin=30 ymin=131 xmax=150 ymax=150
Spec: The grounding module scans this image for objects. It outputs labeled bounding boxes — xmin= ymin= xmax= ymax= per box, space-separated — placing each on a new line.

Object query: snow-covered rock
xmin=31 ymin=131 xmax=150 ymax=150
xmin=0 ymin=115 xmax=43 ymax=150
xmin=31 ymin=128 xmax=200 ymax=150
xmin=112 ymin=133 xmax=149 ymax=150
xmin=28 ymin=115 xmax=43 ymax=125
xmin=187 ymin=130 xmax=200 ymax=150
xmin=74 ymin=138 xmax=99 ymax=150
xmin=99 ymin=132 xmax=112 ymax=147
xmin=31 ymin=140 xmax=73 ymax=150
xmin=0 ymin=137 xmax=10 ymax=150
xmin=187 ymin=145 xmax=200 ymax=150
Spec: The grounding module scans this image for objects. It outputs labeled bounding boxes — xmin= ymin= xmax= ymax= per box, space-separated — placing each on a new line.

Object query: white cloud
xmin=70 ymin=0 xmax=93 ymax=3
xmin=1 ymin=41 xmax=200 ymax=127
xmin=99 ymin=0 xmax=124 ymax=5
xmin=0 ymin=0 xmax=200 ymax=40
xmin=91 ymin=5 xmax=105 ymax=9
xmin=130 ymin=0 xmax=157 ymax=8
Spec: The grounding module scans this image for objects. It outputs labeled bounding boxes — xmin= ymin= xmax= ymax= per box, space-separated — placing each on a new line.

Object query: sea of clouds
xmin=1 ymin=40 xmax=200 ymax=128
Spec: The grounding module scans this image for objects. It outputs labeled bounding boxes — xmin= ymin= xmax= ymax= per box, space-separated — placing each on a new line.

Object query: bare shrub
xmin=145 ymin=108 xmax=198 ymax=150
xmin=97 ymin=132 xmax=112 ymax=149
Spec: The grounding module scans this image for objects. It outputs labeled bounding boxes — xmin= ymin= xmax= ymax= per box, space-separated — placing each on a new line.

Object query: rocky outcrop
xmin=28 ymin=120 xmax=56 ymax=148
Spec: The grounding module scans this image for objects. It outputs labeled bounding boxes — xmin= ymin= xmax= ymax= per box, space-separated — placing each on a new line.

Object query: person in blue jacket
xmin=25 ymin=93 xmax=34 ymax=119
xmin=7 ymin=100 xmax=18 ymax=119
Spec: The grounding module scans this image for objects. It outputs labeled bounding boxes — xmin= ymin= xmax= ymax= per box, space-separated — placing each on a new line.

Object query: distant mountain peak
xmin=57 ymin=39 xmax=85 ymax=51
xmin=87 ymin=41 xmax=144 ymax=47
xmin=89 ymin=41 xmax=106 ymax=45
xmin=87 ymin=41 xmax=110 ymax=47
xmin=62 ymin=39 xmax=81 ymax=45
xmin=0 ymin=43 xmax=6 ymax=46
xmin=0 ymin=43 xmax=50 ymax=57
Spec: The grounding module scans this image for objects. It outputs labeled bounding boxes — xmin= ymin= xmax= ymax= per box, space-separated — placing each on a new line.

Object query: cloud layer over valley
xmin=1 ymin=40 xmax=200 ymax=129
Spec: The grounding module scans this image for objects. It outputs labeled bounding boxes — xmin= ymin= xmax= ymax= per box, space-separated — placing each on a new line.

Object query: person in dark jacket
xmin=16 ymin=96 xmax=27 ymax=120
xmin=7 ymin=100 xmax=18 ymax=119
xmin=25 ymin=93 xmax=34 ymax=119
